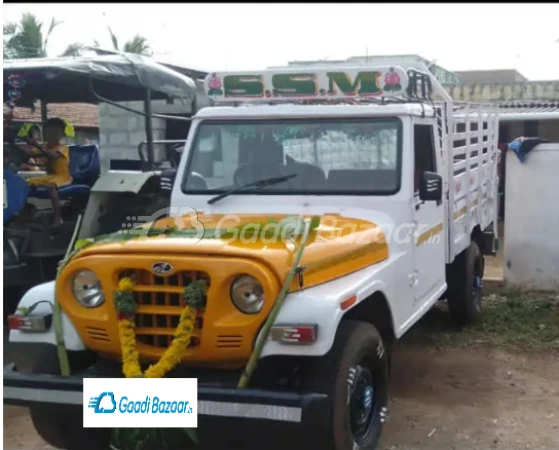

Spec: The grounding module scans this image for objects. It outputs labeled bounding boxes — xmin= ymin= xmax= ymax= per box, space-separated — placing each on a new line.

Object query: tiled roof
xmin=4 ymin=102 xmax=99 ymax=128
xmin=498 ymin=101 xmax=559 ymax=115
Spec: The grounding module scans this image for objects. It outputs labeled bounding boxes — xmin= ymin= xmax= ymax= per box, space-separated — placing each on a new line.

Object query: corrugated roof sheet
xmin=4 ymin=102 xmax=98 ymax=128
xmin=498 ymin=101 xmax=559 ymax=115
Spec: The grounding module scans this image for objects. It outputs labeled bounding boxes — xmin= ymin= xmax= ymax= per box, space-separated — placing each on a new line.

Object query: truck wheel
xmin=29 ymin=347 xmax=110 ymax=450
xmin=447 ymin=240 xmax=484 ymax=325
xmin=303 ymin=320 xmax=389 ymax=450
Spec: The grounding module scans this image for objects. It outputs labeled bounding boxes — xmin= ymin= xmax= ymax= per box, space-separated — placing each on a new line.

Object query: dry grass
xmin=404 ymin=290 xmax=559 ymax=353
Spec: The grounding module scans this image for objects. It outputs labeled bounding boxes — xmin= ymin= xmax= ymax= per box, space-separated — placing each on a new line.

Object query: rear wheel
xmin=302 ymin=320 xmax=389 ymax=450
xmin=29 ymin=347 xmax=110 ymax=450
xmin=447 ymin=240 xmax=484 ymax=325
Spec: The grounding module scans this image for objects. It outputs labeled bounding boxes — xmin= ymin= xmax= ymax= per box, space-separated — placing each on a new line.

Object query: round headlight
xmin=72 ymin=270 xmax=104 ymax=308
xmin=230 ymin=275 xmax=264 ymax=314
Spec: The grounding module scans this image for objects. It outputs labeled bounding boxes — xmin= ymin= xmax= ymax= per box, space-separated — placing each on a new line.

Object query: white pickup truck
xmin=4 ymin=63 xmax=499 ymax=450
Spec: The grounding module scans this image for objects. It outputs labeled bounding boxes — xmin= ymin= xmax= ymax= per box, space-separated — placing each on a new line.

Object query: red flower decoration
xmin=118 ymin=312 xmax=135 ymax=321
xmin=385 ymin=68 xmax=401 ymax=86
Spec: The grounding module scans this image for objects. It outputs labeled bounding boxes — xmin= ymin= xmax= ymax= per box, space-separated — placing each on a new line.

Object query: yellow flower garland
xmin=115 ymin=277 xmax=201 ymax=378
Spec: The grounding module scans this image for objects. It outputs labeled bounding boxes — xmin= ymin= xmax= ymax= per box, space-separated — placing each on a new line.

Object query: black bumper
xmin=3 ymin=362 xmax=329 ymax=448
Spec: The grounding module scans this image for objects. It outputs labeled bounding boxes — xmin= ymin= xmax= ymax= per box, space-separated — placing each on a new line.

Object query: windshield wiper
xmin=207 ymin=173 xmax=299 ymax=205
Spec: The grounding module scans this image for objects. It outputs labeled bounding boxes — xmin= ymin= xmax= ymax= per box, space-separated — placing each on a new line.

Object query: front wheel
xmin=29 ymin=347 xmax=111 ymax=450
xmin=447 ymin=240 xmax=484 ymax=325
xmin=302 ymin=320 xmax=389 ymax=450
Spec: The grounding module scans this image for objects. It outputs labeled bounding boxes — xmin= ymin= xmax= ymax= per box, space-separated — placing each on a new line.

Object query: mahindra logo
xmin=151 ymin=262 xmax=173 ymax=275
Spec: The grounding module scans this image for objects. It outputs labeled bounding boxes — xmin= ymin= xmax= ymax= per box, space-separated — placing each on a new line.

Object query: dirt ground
xmin=4 ymin=337 xmax=558 ymax=450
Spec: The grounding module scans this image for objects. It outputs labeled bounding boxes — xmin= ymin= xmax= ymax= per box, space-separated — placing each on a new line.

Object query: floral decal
xmin=207 ymin=73 xmax=223 ymax=96
xmin=6 ymin=73 xmax=26 ymax=108
xmin=383 ymin=67 xmax=402 ymax=92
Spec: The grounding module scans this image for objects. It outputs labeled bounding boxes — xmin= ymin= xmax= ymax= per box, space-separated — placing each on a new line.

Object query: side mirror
xmin=419 ymin=171 xmax=443 ymax=203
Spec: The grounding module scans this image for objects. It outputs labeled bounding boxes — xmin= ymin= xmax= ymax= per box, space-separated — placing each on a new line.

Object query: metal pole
xmin=144 ymin=88 xmax=154 ymax=170
xmin=40 ymin=100 xmax=48 ymax=123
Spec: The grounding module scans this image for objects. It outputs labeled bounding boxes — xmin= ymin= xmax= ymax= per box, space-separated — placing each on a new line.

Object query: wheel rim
xmin=348 ymin=364 xmax=376 ymax=444
xmin=473 ymin=255 xmax=483 ymax=312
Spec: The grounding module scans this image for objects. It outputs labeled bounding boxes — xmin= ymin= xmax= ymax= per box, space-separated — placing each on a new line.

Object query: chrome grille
xmin=119 ymin=269 xmax=209 ymax=349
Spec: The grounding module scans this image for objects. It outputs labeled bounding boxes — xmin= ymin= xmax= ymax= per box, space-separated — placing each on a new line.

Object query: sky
xmin=4 ymin=3 xmax=559 ymax=80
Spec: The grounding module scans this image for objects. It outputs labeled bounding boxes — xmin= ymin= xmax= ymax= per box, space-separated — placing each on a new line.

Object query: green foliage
xmin=74 ymin=238 xmax=95 ymax=251
xmin=3 ymin=13 xmax=83 ymax=59
xmin=60 ymin=42 xmax=85 ymax=57
xmin=111 ymin=427 xmax=198 ymax=450
xmin=114 ymin=291 xmax=136 ymax=314
xmin=3 ymin=12 xmax=150 ymax=60
xmin=123 ymin=35 xmax=151 ymax=56
xmin=107 ymin=25 xmax=151 ymax=56
xmin=108 ymin=25 xmax=119 ymax=52
xmin=111 ymin=428 xmax=166 ymax=450
xmin=183 ymin=280 xmax=207 ymax=309
xmin=408 ymin=291 xmax=559 ymax=353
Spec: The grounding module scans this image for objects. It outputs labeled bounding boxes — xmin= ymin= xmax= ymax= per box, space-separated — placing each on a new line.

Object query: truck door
xmin=412 ymin=122 xmax=446 ymax=307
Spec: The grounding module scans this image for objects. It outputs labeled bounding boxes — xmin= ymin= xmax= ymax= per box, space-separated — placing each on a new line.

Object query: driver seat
xmin=30 ymin=145 xmax=100 ymax=200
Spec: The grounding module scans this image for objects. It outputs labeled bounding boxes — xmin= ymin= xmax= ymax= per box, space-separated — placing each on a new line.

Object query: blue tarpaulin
xmin=507 ymin=136 xmax=549 ymax=163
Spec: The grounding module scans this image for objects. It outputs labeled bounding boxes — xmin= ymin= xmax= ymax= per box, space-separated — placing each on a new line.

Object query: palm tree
xmin=60 ymin=42 xmax=85 ymax=57
xmin=3 ymin=12 xmax=83 ymax=59
xmin=106 ymin=26 xmax=152 ymax=56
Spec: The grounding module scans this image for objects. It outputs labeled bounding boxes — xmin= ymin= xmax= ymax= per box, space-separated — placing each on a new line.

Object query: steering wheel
xmin=233 ymin=163 xmax=297 ymax=188
xmin=5 ymin=139 xmax=50 ymax=170
xmin=4 ymin=143 xmax=30 ymax=170
xmin=185 ymin=171 xmax=208 ymax=190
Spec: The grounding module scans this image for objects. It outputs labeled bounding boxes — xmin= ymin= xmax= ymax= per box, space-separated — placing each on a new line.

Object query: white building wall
xmin=504 ymin=143 xmax=559 ymax=290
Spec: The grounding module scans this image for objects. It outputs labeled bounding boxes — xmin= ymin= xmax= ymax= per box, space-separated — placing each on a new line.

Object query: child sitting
xmin=17 ymin=123 xmax=46 ymax=171
xmin=25 ymin=118 xmax=73 ymax=228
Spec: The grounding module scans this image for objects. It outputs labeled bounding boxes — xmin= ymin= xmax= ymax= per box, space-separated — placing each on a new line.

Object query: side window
xmin=413 ymin=124 xmax=436 ymax=193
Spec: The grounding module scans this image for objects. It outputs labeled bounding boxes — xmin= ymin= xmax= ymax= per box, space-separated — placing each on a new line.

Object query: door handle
xmin=414 ymin=201 xmax=424 ymax=211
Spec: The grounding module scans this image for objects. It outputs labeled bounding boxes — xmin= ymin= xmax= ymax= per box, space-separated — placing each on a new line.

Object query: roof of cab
xmin=194 ymin=103 xmax=434 ymax=120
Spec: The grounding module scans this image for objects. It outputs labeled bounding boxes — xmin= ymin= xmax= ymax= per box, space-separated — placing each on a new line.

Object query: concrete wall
xmin=98 ymin=80 xmax=209 ymax=171
xmin=504 ymin=143 xmax=559 ymax=290
xmin=65 ymin=129 xmax=100 ymax=146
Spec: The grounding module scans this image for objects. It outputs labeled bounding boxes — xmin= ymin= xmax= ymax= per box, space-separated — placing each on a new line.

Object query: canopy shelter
xmin=3 ymin=53 xmax=197 ymax=107
xmin=4 ymin=54 xmax=198 ymax=170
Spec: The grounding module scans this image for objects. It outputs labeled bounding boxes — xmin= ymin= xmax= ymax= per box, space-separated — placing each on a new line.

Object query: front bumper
xmin=3 ymin=362 xmax=329 ymax=448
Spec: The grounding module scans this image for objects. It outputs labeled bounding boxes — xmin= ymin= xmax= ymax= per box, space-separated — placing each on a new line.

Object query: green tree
xmin=3 ymin=13 xmax=83 ymax=59
xmin=106 ymin=25 xmax=152 ymax=56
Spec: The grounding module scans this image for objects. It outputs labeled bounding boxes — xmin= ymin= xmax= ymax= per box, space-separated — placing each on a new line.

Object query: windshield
xmin=182 ymin=118 xmax=402 ymax=195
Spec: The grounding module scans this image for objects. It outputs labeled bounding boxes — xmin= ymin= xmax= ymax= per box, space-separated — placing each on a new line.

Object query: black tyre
xmin=447 ymin=240 xmax=484 ymax=325
xmin=303 ymin=320 xmax=389 ymax=450
xmin=29 ymin=347 xmax=111 ymax=450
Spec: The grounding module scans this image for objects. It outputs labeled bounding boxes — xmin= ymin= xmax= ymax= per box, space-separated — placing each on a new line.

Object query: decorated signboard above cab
xmin=204 ymin=66 xmax=410 ymax=102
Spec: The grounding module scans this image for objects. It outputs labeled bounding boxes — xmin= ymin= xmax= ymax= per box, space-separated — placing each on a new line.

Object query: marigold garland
xmin=114 ymin=276 xmax=206 ymax=378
